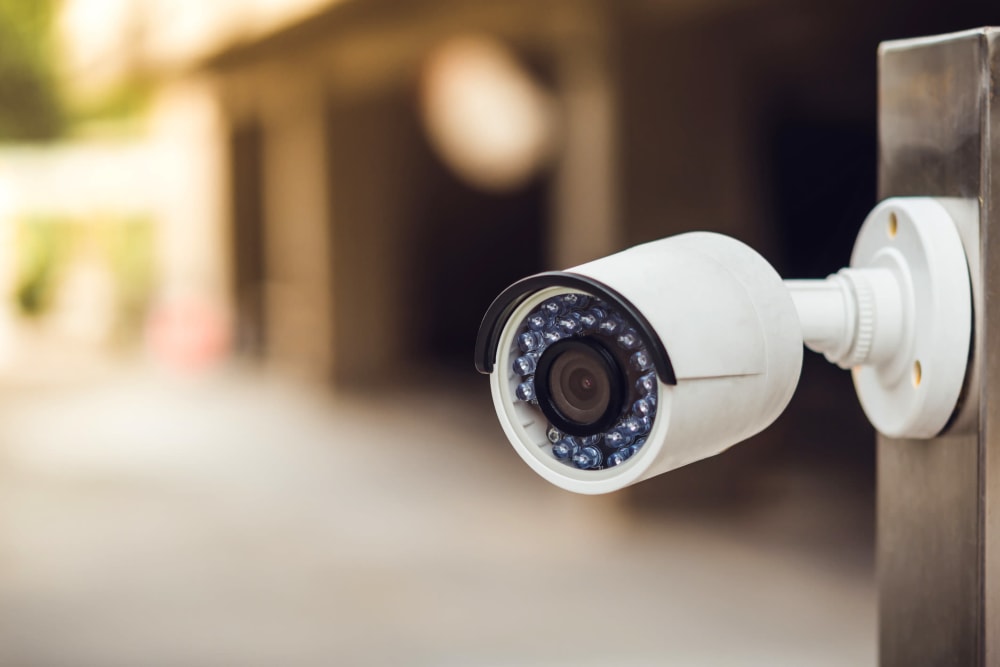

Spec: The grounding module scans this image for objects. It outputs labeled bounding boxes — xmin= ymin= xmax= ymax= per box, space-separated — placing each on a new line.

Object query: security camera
xmin=475 ymin=197 xmax=973 ymax=494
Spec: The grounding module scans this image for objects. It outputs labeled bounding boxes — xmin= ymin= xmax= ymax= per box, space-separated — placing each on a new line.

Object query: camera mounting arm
xmin=783 ymin=197 xmax=973 ymax=439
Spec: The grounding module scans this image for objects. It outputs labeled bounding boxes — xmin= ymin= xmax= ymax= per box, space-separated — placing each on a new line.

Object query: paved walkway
xmin=0 ymin=367 xmax=874 ymax=666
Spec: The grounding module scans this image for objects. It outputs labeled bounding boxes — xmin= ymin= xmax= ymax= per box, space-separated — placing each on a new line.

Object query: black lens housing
xmin=535 ymin=338 xmax=626 ymax=437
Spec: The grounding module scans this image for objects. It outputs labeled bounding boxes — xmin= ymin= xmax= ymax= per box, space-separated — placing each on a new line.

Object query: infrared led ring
xmin=508 ymin=292 xmax=658 ymax=471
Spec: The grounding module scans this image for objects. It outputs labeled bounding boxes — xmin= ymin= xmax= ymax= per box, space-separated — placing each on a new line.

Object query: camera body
xmin=476 ymin=232 xmax=802 ymax=494
xmin=477 ymin=197 xmax=973 ymax=495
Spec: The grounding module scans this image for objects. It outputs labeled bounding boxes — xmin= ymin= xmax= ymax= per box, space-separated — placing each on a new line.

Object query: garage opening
xmin=326 ymin=82 xmax=550 ymax=386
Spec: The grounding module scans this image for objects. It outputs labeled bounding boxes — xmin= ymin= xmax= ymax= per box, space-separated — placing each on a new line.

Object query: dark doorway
xmin=769 ymin=118 xmax=877 ymax=280
xmin=406 ymin=136 xmax=550 ymax=375
xmin=325 ymin=81 xmax=549 ymax=385
xmin=229 ymin=122 xmax=267 ymax=359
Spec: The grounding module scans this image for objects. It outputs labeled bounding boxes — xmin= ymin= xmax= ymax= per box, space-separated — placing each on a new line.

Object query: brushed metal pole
xmin=877 ymin=28 xmax=999 ymax=666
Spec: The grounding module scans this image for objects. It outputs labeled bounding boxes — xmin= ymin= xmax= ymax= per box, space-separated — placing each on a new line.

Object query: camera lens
xmin=536 ymin=338 xmax=625 ymax=436
xmin=551 ymin=351 xmax=610 ymax=421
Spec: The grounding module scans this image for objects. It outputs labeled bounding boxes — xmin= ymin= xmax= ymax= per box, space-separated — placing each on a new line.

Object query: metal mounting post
xmin=878 ymin=27 xmax=1000 ymax=666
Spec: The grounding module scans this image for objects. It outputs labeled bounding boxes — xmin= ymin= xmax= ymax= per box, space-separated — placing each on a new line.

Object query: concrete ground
xmin=0 ymin=365 xmax=874 ymax=666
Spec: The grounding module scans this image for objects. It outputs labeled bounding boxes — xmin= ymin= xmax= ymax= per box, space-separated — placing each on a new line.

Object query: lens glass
xmin=548 ymin=347 xmax=612 ymax=425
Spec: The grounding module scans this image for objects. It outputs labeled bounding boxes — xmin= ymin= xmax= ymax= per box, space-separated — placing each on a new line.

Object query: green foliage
xmin=70 ymin=78 xmax=153 ymax=130
xmin=14 ymin=216 xmax=72 ymax=316
xmin=13 ymin=215 xmax=157 ymax=338
xmin=100 ymin=216 xmax=157 ymax=332
xmin=0 ymin=0 xmax=63 ymax=140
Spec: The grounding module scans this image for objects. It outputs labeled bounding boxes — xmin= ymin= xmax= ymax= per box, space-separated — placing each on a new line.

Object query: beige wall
xmin=258 ymin=76 xmax=334 ymax=378
xmin=148 ymin=77 xmax=231 ymax=309
xmin=216 ymin=60 xmax=335 ymax=379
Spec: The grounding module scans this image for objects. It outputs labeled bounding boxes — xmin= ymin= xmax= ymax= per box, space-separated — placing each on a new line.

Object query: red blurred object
xmin=147 ymin=298 xmax=230 ymax=371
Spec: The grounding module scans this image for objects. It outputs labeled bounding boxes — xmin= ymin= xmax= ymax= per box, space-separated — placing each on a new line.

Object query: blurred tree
xmin=0 ymin=0 xmax=62 ymax=140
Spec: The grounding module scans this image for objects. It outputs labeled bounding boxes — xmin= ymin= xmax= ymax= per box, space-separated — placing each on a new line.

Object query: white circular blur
xmin=420 ymin=36 xmax=556 ymax=192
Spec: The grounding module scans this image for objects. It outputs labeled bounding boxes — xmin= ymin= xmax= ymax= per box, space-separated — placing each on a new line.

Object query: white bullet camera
xmin=475 ymin=197 xmax=974 ymax=494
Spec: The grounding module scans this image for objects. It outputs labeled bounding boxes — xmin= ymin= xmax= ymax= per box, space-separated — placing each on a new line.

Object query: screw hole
xmin=913 ymin=360 xmax=922 ymax=387
xmin=888 ymin=212 xmax=898 ymax=238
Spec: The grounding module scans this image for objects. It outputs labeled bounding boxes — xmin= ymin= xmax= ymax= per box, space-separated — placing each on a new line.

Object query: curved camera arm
xmin=784 ymin=197 xmax=972 ymax=439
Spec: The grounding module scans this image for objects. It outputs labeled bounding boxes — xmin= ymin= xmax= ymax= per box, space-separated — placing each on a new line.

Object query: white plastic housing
xmin=490 ymin=232 xmax=803 ymax=494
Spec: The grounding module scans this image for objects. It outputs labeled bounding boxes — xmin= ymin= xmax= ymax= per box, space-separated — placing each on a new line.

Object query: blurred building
xmin=192 ymin=0 xmax=995 ymax=383
xmin=13 ymin=0 xmax=992 ymax=472
xmin=204 ymin=1 xmax=619 ymax=383
xmin=199 ymin=0 xmax=792 ymax=385
xmin=184 ymin=0 xmax=999 ymax=504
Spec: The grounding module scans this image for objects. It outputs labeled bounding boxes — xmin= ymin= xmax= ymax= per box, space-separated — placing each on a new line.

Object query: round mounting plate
xmin=850 ymin=197 xmax=972 ymax=438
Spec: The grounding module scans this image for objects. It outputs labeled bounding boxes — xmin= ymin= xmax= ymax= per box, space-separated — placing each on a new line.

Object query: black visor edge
xmin=473 ymin=271 xmax=677 ymax=385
